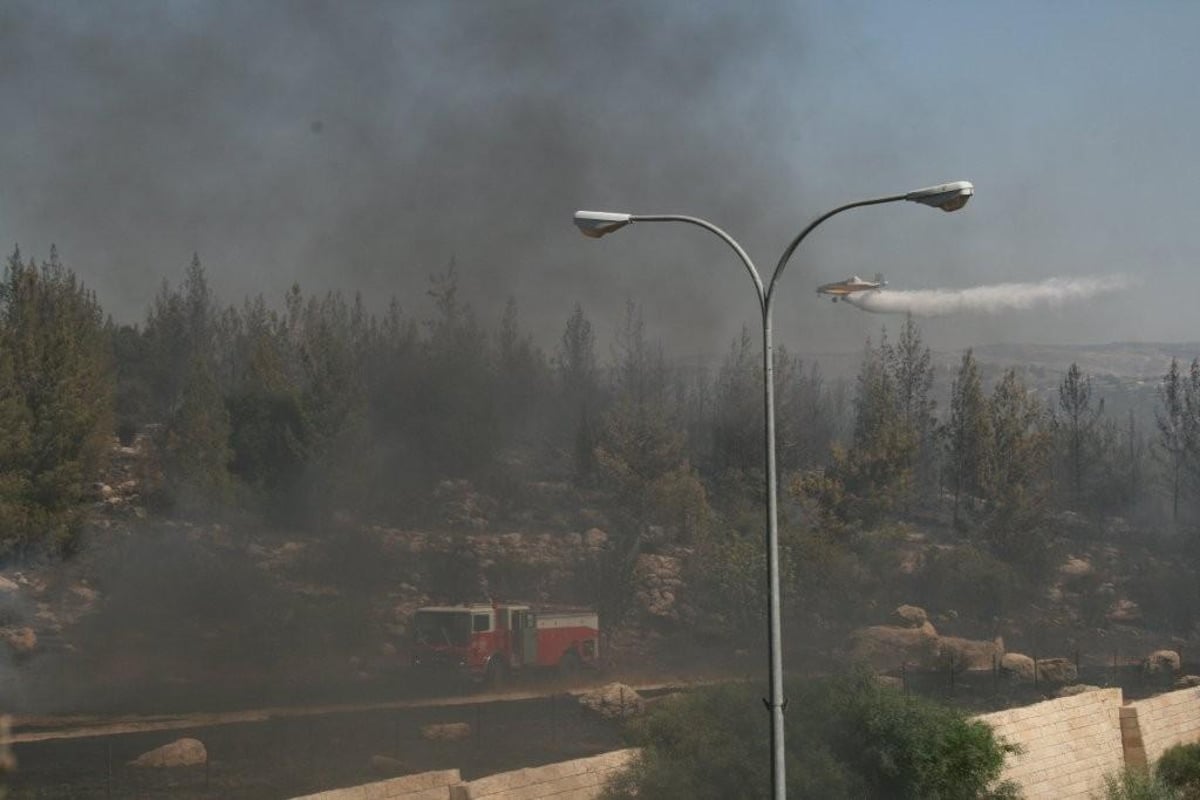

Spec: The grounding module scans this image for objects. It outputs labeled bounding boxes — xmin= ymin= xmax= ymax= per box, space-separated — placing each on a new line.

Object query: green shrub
xmin=602 ymin=670 xmax=1019 ymax=800
xmin=1158 ymin=743 xmax=1200 ymax=798
xmin=1102 ymin=768 xmax=1180 ymax=800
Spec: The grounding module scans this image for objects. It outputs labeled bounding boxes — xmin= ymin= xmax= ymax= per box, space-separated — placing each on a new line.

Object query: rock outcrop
xmin=579 ymin=683 xmax=644 ymax=720
xmin=1144 ymin=650 xmax=1180 ymax=676
xmin=421 ymin=723 xmax=471 ymax=742
xmin=1000 ymin=653 xmax=1036 ymax=681
xmin=938 ymin=636 xmax=1004 ymax=671
xmin=890 ymin=605 xmax=928 ymax=628
xmin=1035 ymin=658 xmax=1078 ymax=684
xmin=846 ymin=622 xmax=940 ymax=670
xmin=129 ymin=738 xmax=207 ymax=768
xmin=634 ymin=554 xmax=683 ymax=622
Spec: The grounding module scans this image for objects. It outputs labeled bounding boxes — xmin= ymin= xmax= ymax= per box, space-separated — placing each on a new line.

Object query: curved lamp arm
xmin=626 ymin=215 xmax=766 ymax=313
xmin=767 ymin=194 xmax=905 ymax=304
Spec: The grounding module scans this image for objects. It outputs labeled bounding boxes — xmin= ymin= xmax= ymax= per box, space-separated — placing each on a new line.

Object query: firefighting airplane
xmin=816 ymin=273 xmax=887 ymax=302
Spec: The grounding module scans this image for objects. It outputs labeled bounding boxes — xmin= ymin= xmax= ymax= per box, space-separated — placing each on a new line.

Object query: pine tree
xmin=592 ymin=302 xmax=708 ymax=627
xmin=1185 ymin=358 xmax=1200 ymax=523
xmin=416 ymin=265 xmax=496 ymax=480
xmin=888 ymin=315 xmax=938 ymax=497
xmin=0 ymin=247 xmax=114 ymax=555
xmin=1054 ymin=362 xmax=1105 ymax=509
xmin=556 ymin=302 xmax=599 ymax=480
xmin=983 ymin=368 xmax=1052 ymax=571
xmin=145 ymin=255 xmax=234 ymax=512
xmin=711 ymin=326 xmax=760 ymax=475
xmin=495 ymin=297 xmax=549 ymax=449
xmin=945 ymin=349 xmax=991 ymax=528
xmin=162 ymin=355 xmax=233 ymax=511
xmin=1156 ymin=358 xmax=1188 ymax=523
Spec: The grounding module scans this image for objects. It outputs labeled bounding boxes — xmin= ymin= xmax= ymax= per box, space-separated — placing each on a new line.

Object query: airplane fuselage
xmin=816 ymin=274 xmax=886 ymax=300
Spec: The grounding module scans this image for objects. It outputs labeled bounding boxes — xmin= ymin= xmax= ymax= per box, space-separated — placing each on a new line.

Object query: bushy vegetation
xmin=1158 ymin=743 xmax=1200 ymax=799
xmin=0 ymin=248 xmax=112 ymax=559
xmin=1102 ymin=769 xmax=1181 ymax=800
xmin=601 ymin=670 xmax=1019 ymax=800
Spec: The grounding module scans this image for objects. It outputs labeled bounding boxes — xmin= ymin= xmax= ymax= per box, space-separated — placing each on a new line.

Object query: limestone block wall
xmin=450 ymin=749 xmax=637 ymax=800
xmin=291 ymin=769 xmax=462 ymax=800
xmin=1122 ymin=686 xmax=1200 ymax=768
xmin=975 ymin=688 xmax=1125 ymax=800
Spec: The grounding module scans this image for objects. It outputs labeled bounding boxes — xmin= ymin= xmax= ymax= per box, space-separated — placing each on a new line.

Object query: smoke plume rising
xmin=843 ymin=275 xmax=1133 ymax=317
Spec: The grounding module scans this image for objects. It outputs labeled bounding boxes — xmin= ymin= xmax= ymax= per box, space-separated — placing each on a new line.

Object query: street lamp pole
xmin=573 ymin=181 xmax=972 ymax=800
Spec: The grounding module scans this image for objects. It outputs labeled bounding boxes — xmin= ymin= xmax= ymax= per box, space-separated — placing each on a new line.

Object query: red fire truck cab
xmin=411 ymin=602 xmax=599 ymax=684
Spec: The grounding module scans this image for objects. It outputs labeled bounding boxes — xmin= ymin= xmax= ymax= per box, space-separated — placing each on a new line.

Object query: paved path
xmin=9 ymin=679 xmax=703 ymax=744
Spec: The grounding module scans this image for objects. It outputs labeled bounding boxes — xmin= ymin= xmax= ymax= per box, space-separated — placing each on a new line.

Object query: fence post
xmin=106 ymin=740 xmax=112 ymax=800
xmin=475 ymin=704 xmax=482 ymax=748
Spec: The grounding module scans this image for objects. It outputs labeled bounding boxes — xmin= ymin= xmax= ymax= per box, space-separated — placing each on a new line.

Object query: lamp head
xmin=574 ymin=210 xmax=633 ymax=238
xmin=905 ymin=181 xmax=974 ymax=212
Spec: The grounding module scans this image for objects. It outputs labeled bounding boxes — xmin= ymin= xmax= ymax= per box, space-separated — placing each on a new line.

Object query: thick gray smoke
xmin=843 ymin=275 xmax=1133 ymax=317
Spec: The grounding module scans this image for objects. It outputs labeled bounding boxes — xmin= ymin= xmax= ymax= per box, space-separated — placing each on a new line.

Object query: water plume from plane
xmin=842 ymin=275 xmax=1133 ymax=316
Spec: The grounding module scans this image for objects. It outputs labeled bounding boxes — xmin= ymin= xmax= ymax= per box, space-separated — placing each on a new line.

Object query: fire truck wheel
xmin=558 ymin=650 xmax=581 ymax=679
xmin=485 ymin=657 xmax=508 ymax=689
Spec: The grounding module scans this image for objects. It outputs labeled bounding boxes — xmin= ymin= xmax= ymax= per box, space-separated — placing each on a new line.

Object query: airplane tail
xmin=874 ymin=272 xmax=887 ymax=287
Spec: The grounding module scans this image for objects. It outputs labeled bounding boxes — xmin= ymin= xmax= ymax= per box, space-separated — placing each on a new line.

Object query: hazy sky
xmin=1 ymin=1 xmax=1197 ymax=358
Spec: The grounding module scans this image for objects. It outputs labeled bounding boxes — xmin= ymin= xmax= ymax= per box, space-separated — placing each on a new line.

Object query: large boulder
xmin=129 ymin=738 xmax=207 ymax=768
xmin=846 ymin=623 xmax=939 ymax=670
xmin=1174 ymin=675 xmax=1200 ymax=689
xmin=1055 ymin=684 xmax=1102 ymax=698
xmin=938 ymin=636 xmax=1004 ymax=671
xmin=421 ymin=723 xmax=471 ymax=742
xmin=583 ymin=528 xmax=608 ymax=549
xmin=1036 ymin=658 xmax=1078 ymax=684
xmin=1144 ymin=650 xmax=1180 ymax=676
xmin=579 ymin=683 xmax=645 ymax=720
xmin=890 ymin=605 xmax=928 ymax=629
xmin=1000 ymin=653 xmax=1036 ymax=681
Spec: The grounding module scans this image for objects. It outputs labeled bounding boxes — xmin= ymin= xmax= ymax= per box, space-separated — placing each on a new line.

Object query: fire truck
xmin=410 ymin=602 xmax=599 ymax=684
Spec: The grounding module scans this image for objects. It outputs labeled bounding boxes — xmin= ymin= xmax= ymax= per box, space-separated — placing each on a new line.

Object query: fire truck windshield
xmin=413 ymin=611 xmax=471 ymax=647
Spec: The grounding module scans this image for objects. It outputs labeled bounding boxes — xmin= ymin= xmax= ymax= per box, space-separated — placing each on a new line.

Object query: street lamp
xmin=573 ymin=180 xmax=973 ymax=800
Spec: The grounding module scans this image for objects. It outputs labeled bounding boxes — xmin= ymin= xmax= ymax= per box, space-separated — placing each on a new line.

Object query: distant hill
xmin=969 ymin=342 xmax=1200 ymax=380
xmin=792 ymin=342 xmax=1200 ymax=425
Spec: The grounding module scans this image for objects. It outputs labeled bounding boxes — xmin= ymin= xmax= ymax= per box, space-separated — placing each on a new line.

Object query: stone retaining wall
xmin=291 ymin=769 xmax=462 ymax=800
xmin=1122 ymin=686 xmax=1200 ymax=768
xmin=975 ymin=688 xmax=1125 ymax=800
xmin=450 ymin=749 xmax=636 ymax=800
